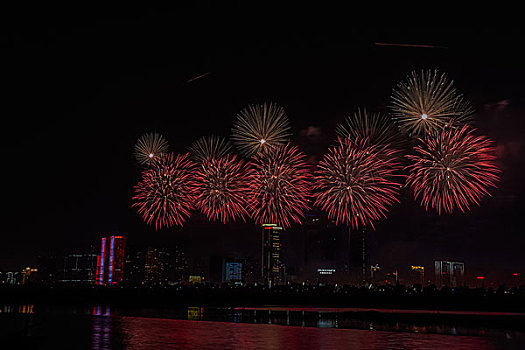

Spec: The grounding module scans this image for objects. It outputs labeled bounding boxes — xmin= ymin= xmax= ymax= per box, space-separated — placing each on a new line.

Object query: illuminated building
xmin=21 ymin=267 xmax=38 ymax=285
xmin=96 ymin=235 xmax=126 ymax=286
xmin=124 ymin=245 xmax=187 ymax=285
xmin=370 ymin=264 xmax=381 ymax=283
xmin=303 ymin=215 xmax=349 ymax=283
xmin=124 ymin=250 xmax=145 ymax=284
xmin=262 ymin=224 xmax=283 ymax=286
xmin=62 ymin=254 xmax=97 ymax=284
xmin=224 ymin=261 xmax=242 ymax=284
xmin=409 ymin=265 xmax=425 ymax=286
xmin=213 ymin=256 xmax=259 ymax=284
xmin=6 ymin=272 xmax=16 ymax=285
xmin=317 ymin=268 xmax=337 ymax=283
xmin=434 ymin=260 xmax=465 ymax=287
xmin=144 ymin=247 xmax=171 ymax=285
xmin=171 ymin=246 xmax=188 ymax=283
xmin=189 ymin=275 xmax=204 ymax=284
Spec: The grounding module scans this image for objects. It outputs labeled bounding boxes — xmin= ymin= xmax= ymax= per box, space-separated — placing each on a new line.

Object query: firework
xmin=134 ymin=132 xmax=169 ymax=165
xmin=132 ymin=153 xmax=197 ymax=229
xmin=194 ymin=155 xmax=252 ymax=223
xmin=406 ymin=125 xmax=500 ymax=214
xmin=390 ymin=70 xmax=474 ymax=136
xmin=313 ymin=137 xmax=401 ymax=229
xmin=231 ymin=103 xmax=291 ymax=157
xmin=336 ymin=108 xmax=403 ymax=152
xmin=188 ymin=135 xmax=232 ymax=163
xmin=249 ymin=143 xmax=311 ymax=228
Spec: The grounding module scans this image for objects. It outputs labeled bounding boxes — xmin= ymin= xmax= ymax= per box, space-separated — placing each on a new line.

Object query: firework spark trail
xmin=189 ymin=135 xmax=232 ymax=163
xmin=406 ymin=125 xmax=500 ymax=214
xmin=336 ymin=108 xmax=404 ymax=154
xmin=249 ymin=143 xmax=311 ymax=228
xmin=390 ymin=70 xmax=474 ymax=136
xmin=134 ymin=132 xmax=169 ymax=165
xmin=132 ymin=153 xmax=197 ymax=229
xmin=313 ymin=137 xmax=401 ymax=229
xmin=231 ymin=103 xmax=291 ymax=157
xmin=194 ymin=155 xmax=252 ymax=223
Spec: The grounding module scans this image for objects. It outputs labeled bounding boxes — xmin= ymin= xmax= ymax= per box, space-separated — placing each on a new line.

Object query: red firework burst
xmin=313 ymin=137 xmax=401 ymax=229
xmin=132 ymin=153 xmax=197 ymax=229
xmin=406 ymin=125 xmax=500 ymax=214
xmin=249 ymin=143 xmax=311 ymax=228
xmin=194 ymin=155 xmax=252 ymax=223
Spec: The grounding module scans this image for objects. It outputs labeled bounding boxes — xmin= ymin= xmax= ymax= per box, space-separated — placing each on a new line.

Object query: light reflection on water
xmin=1 ymin=305 xmax=524 ymax=349
xmin=105 ymin=317 xmax=505 ymax=350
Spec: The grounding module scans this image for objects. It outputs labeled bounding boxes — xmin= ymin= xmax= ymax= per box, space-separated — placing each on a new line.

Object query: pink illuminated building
xmin=96 ymin=235 xmax=126 ymax=285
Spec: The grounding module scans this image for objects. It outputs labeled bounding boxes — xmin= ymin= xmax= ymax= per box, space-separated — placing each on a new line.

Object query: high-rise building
xmin=349 ymin=226 xmax=369 ymax=285
xmin=224 ymin=261 xmax=242 ymax=284
xmin=409 ymin=265 xmax=425 ymax=286
xmin=171 ymin=246 xmax=188 ymax=283
xmin=144 ymin=247 xmax=171 ymax=285
xmin=302 ymin=214 xmax=353 ymax=284
xmin=261 ymin=224 xmax=283 ymax=286
xmin=96 ymin=236 xmax=126 ymax=285
xmin=434 ymin=261 xmax=465 ymax=287
xmin=62 ymin=254 xmax=97 ymax=284
xmin=124 ymin=250 xmax=145 ymax=284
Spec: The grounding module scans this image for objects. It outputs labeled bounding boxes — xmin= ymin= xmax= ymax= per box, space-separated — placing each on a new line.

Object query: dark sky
xmin=1 ymin=7 xmax=524 ymax=282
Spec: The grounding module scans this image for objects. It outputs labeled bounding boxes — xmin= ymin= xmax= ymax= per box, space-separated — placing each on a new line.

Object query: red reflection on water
xmin=117 ymin=317 xmax=500 ymax=350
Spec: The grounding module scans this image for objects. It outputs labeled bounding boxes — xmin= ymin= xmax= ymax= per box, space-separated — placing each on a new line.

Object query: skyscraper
xmin=261 ymin=224 xmax=283 ymax=286
xmin=96 ymin=235 xmax=126 ymax=286
xmin=302 ymin=215 xmax=351 ymax=284
xmin=434 ymin=260 xmax=465 ymax=287
xmin=409 ymin=265 xmax=425 ymax=286
xmin=144 ymin=247 xmax=171 ymax=285
xmin=349 ymin=226 xmax=369 ymax=285
xmin=224 ymin=261 xmax=242 ymax=284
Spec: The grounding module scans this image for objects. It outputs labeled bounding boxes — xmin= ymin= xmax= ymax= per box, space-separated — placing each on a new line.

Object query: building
xmin=261 ymin=224 xmax=283 ymax=286
xmin=370 ymin=264 xmax=382 ymax=284
xmin=124 ymin=250 xmax=145 ymax=284
xmin=96 ymin=235 xmax=126 ymax=285
xmin=409 ymin=265 xmax=425 ymax=286
xmin=349 ymin=226 xmax=369 ymax=285
xmin=302 ymin=215 xmax=351 ymax=284
xmin=6 ymin=271 xmax=17 ymax=285
xmin=209 ymin=256 xmax=260 ymax=285
xmin=144 ymin=247 xmax=171 ymax=285
xmin=385 ymin=270 xmax=399 ymax=285
xmin=62 ymin=254 xmax=97 ymax=284
xmin=224 ymin=261 xmax=242 ymax=284
xmin=434 ymin=261 xmax=465 ymax=287
xmin=21 ymin=267 xmax=38 ymax=284
xmin=170 ymin=246 xmax=188 ymax=283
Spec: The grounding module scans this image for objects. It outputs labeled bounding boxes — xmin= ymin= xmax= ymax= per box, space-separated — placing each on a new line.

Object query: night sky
xmin=2 ymin=7 xmax=524 ymax=282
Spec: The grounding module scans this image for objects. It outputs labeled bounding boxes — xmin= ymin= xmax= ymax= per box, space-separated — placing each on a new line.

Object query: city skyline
xmin=2 ymin=21 xmax=524 ymax=283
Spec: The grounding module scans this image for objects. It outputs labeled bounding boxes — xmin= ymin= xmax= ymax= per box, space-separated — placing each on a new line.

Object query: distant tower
xmin=349 ymin=226 xmax=369 ymax=285
xmin=261 ymin=224 xmax=283 ymax=286
xmin=96 ymin=235 xmax=126 ymax=285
